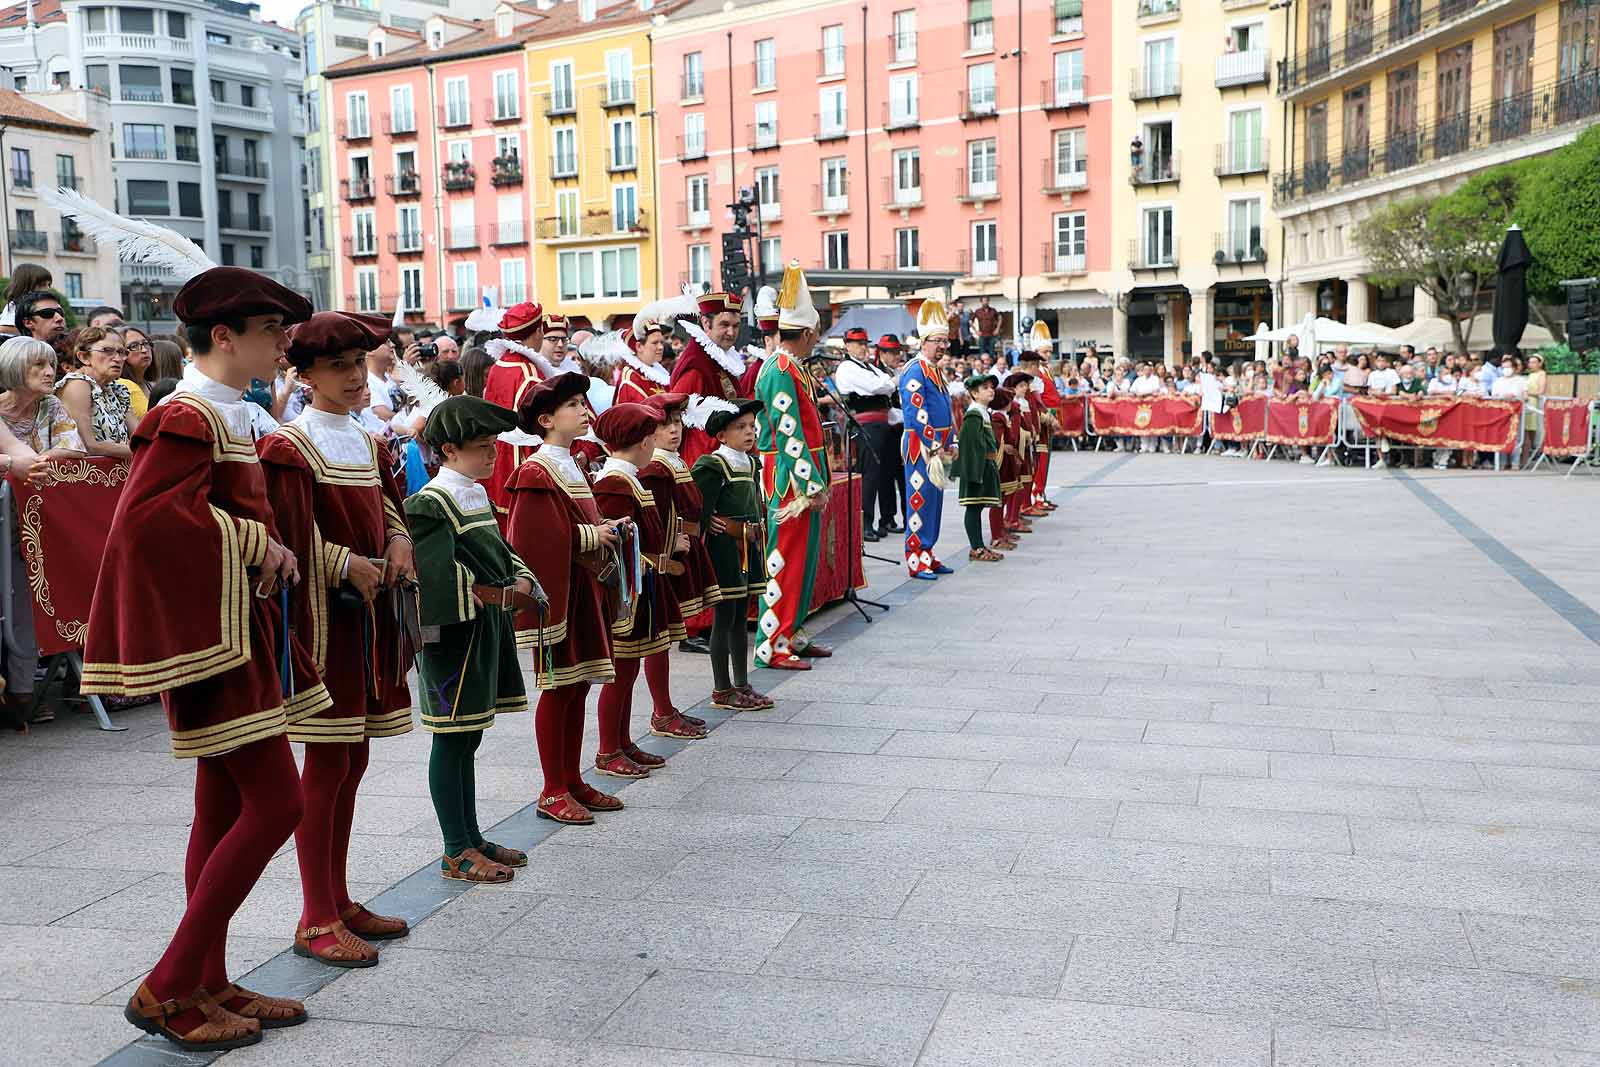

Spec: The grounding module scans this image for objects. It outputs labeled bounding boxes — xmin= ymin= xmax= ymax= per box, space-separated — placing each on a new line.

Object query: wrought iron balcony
xmin=342 ymin=177 xmax=375 ymax=202
xmin=442 ymin=161 xmax=476 ymax=191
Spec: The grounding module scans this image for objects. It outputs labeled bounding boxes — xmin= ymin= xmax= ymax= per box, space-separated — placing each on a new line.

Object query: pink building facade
xmin=651 ymin=0 xmax=1112 ymax=347
xmin=326 ymin=17 xmax=534 ymax=328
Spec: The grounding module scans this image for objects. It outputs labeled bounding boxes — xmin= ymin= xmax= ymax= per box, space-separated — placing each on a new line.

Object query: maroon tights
xmin=146 ymin=735 xmax=303 ymax=1024
xmin=597 ymin=658 xmax=640 ymax=754
xmin=294 ymin=739 xmax=371 ymax=935
xmin=535 ymin=683 xmax=590 ymax=796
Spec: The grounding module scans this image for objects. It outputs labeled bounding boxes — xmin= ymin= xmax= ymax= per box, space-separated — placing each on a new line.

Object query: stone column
xmin=1344 ymin=277 xmax=1369 ymax=323
xmin=1112 ymin=300 xmax=1129 ymax=362
xmin=1412 ymin=285 xmax=1438 ymax=320
xmin=1188 ymin=286 xmax=1213 ymax=361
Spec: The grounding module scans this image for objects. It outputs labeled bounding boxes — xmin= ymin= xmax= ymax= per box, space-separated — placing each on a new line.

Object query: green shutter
xmin=968 ymin=0 xmax=992 ymax=23
xmin=1056 ymin=0 xmax=1083 ymax=17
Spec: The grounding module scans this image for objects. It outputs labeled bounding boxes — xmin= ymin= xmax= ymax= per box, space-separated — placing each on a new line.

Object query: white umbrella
xmin=1244 ymin=314 xmax=1399 ymax=348
xmin=1395 ymin=314 xmax=1555 ymax=352
xmin=1253 ymin=320 xmax=1271 ymax=363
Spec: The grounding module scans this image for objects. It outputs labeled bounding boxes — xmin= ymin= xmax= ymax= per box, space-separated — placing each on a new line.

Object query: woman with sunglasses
xmin=58 ymin=326 xmax=137 ymax=458
xmin=116 ymin=325 xmax=155 ymax=419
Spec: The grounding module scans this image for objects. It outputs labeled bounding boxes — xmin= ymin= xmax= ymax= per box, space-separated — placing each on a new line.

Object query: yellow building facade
xmin=1103 ymin=0 xmax=1284 ymax=366
xmin=1274 ymin=0 xmax=1597 ymax=328
xmin=524 ymin=13 xmax=661 ymax=327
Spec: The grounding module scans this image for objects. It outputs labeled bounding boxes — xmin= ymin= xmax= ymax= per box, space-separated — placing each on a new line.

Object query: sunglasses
xmin=30 ymin=308 xmax=64 ymax=319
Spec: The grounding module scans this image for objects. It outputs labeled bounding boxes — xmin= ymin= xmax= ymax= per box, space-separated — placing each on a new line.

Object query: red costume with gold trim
xmin=593 ymin=462 xmax=685 ymax=656
xmin=615 ymin=363 xmax=668 ymax=406
xmin=649 ymin=449 xmax=720 ymax=619
xmin=482 ymin=349 xmax=543 ymax=520
xmin=83 ymin=394 xmax=330 ymax=754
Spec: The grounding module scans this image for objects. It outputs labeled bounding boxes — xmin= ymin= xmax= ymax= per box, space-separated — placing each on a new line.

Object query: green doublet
xmin=406 ymin=485 xmax=531 ymax=733
xmin=691 ymin=452 xmax=767 ymax=599
xmin=955 ymin=409 xmax=1002 ymax=507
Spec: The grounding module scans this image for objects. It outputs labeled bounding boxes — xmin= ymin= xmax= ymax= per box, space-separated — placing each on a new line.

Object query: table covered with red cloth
xmin=748 ymin=472 xmax=864 ymax=621
xmin=1349 ymin=396 xmax=1520 ymax=451
xmin=6 ymin=457 xmax=128 ymax=655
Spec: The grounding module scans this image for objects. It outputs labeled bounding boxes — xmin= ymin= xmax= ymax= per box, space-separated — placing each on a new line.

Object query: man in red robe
xmin=481 ymin=301 xmax=545 ymax=523
xmin=668 ymin=290 xmax=746 ymax=465
xmin=82 ymin=266 xmax=322 ymax=1051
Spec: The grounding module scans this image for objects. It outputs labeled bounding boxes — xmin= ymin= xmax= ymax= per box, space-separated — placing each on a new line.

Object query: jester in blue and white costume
xmin=899 ymin=299 xmax=957 ymax=580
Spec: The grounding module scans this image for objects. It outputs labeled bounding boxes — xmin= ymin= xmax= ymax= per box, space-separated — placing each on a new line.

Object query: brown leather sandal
xmin=339 ymin=902 xmax=410 ymax=941
xmin=215 ymin=984 xmax=307 ymax=1028
xmin=475 ymin=841 xmax=528 ymax=869
xmin=293 ymin=919 xmax=379 ymax=968
xmin=124 ymin=983 xmax=261 ymax=1052
xmin=440 ymin=846 xmax=516 ymax=881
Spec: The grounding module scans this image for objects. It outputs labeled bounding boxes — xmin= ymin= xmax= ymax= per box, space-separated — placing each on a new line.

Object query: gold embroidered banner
xmin=1264 ymin=398 xmax=1339 ymax=446
xmin=7 ymin=458 xmax=128 ymax=654
xmin=1541 ymin=399 xmax=1592 ymax=458
xmin=1212 ymin=396 xmax=1269 ymax=442
xmin=1349 ymin=396 xmax=1520 ymax=451
xmin=1088 ymin=396 xmax=1203 ymax=437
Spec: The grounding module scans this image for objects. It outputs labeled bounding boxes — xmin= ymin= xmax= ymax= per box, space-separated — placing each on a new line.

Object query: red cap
xmin=759 ymin=319 xmax=779 ymax=336
xmin=643 ymin=391 xmax=689 ymax=418
xmin=501 ymin=302 xmax=544 ymax=338
xmin=173 ymin=266 xmax=313 ymax=326
xmin=515 ymin=370 xmax=589 ymax=432
xmin=991 ymin=387 xmax=1014 ymax=411
xmin=844 ymin=327 xmax=869 ymax=343
xmin=697 ymin=291 xmax=743 ymax=316
xmin=593 ymin=402 xmax=662 ymax=450
xmin=1002 ymin=371 xmax=1033 ymax=390
xmin=285 ymin=311 xmax=393 ymax=369
xmin=876 ymin=334 xmax=901 ymax=351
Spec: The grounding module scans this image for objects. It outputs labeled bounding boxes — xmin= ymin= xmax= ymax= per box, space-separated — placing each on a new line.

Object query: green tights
xmin=428 ymin=729 xmax=485 ymax=857
xmin=964 ymin=504 xmax=985 ymax=550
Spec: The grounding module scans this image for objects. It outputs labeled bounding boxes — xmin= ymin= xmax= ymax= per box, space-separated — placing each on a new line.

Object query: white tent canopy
xmin=1244 ymin=314 xmax=1403 ymax=351
xmin=1393 ymin=313 xmax=1555 ymax=352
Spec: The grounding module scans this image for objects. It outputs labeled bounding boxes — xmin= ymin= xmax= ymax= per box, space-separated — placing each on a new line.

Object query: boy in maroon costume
xmin=82 ymin=267 xmax=324 ymax=1051
xmin=259 ymin=311 xmax=418 ymax=969
xmin=593 ymin=402 xmax=700 ymax=781
xmin=481 ymin=301 xmax=545 ymax=522
xmin=504 ymin=372 xmax=626 ymax=825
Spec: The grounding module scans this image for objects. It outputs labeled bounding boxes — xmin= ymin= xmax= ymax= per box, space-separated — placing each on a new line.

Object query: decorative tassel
xmin=776 ymin=261 xmax=802 ymax=311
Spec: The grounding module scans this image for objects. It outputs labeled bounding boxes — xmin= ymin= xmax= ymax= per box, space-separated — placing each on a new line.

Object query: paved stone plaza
xmin=6 ymin=451 xmax=1600 ymax=1066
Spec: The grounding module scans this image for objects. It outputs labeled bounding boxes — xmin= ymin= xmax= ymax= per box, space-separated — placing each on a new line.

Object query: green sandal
xmin=477 ymin=840 xmax=528 ymax=868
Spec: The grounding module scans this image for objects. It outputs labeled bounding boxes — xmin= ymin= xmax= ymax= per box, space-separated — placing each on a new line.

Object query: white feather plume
xmin=683 ymin=394 xmax=737 ymax=432
xmin=579 ymin=330 xmax=632 ymax=368
xmin=389 ymin=359 xmax=450 ymax=416
xmin=43 ymin=186 xmax=215 ymax=280
xmin=632 ymin=291 xmax=699 ymax=337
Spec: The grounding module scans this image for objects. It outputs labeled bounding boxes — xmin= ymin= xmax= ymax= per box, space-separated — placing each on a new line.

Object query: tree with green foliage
xmin=1519 ymin=125 xmax=1600 ymax=305
xmin=1355 ymin=162 xmax=1522 ymax=354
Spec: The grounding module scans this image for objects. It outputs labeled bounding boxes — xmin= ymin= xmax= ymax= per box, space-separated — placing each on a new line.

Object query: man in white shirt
xmin=1366 ymin=354 xmax=1400 ymax=395
xmin=1128 ymin=362 xmax=1162 ymax=452
xmin=835 ymin=326 xmax=900 ymax=540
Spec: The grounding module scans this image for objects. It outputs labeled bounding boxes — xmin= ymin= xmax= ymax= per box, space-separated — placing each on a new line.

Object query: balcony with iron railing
xmin=606 ymin=147 xmax=638 ymax=173
xmin=1275 ymin=74 xmax=1600 ymax=206
xmin=544 ymin=91 xmax=576 ymax=117
xmin=9 ymin=171 xmax=31 ymax=191
xmin=678 ymin=203 xmax=713 ymax=230
xmin=339 ymin=118 xmax=371 ymax=141
xmin=217 ymin=156 xmax=269 ymax=180
xmin=446 ymin=226 xmax=478 ymax=251
xmin=388 ymin=172 xmax=421 ymax=197
xmin=815 ymin=112 xmax=849 ymax=142
xmin=1129 ymin=237 xmax=1179 ymax=271
xmin=817 ymin=45 xmax=846 ymax=79
xmin=487 ymin=97 xmax=520 ymax=122
xmin=218 ymin=213 xmax=271 ymax=233
xmin=10 ymin=231 xmax=46 ymax=253
xmin=955 ymin=166 xmax=1001 ymax=204
xmin=1213 ymin=232 xmax=1268 ymax=267
xmin=536 ymin=210 xmax=648 ymax=240
xmin=959 ymin=90 xmax=998 ymax=122
xmin=1131 ymin=65 xmax=1181 ymax=101
xmin=1215 ymin=48 xmax=1270 ymax=89
xmin=382 ymin=111 xmax=416 ymax=136
xmin=54 ymin=176 xmax=83 ymax=192
xmin=1041 ymin=241 xmax=1087 ymax=275
xmin=442 ymin=161 xmax=476 ymax=191
xmin=550 ymin=153 xmax=578 ymax=179
xmin=680 ymin=72 xmax=704 ymax=102
xmin=120 ymin=85 xmax=164 ymax=103
xmin=600 ymin=81 xmax=634 ymax=109
xmin=747 ymin=122 xmax=780 ymax=152
xmin=1137 ymin=0 xmax=1180 ymax=23
xmin=389 ymin=232 xmax=424 ymax=255
xmin=440 ymin=103 xmax=471 ymax=129
xmin=1042 ymin=77 xmax=1087 ymax=112
xmin=1277 ymin=0 xmax=1512 ymax=98
xmin=812 ymin=182 xmax=849 ymax=216
xmin=491 ymin=220 xmax=528 ymax=246
xmin=677 ymin=134 xmax=707 ymax=161
xmin=491 ymin=155 xmax=522 ymax=186
xmin=883 ymin=100 xmax=919 ymax=131
xmin=887 ymin=30 xmax=917 ymax=64
xmin=1043 ymin=156 xmax=1088 ymax=194
xmin=342 ymin=176 xmax=375 ymax=202
xmin=1215 ymin=138 xmax=1268 ymax=177
xmin=880 ymin=176 xmax=923 ymax=211
xmin=59 ymin=229 xmax=95 ymax=255
xmin=121 ymin=146 xmax=164 ymax=160
xmin=956 ymin=248 xmax=1001 ymax=279
xmin=343 ymin=235 xmax=379 ymax=259
xmin=1130 ymin=150 xmax=1180 ymax=186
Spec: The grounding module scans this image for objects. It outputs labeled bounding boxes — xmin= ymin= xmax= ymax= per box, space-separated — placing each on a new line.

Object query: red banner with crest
xmin=1055 ymin=396 xmax=1087 ymax=438
xmin=1265 ymin=398 xmax=1339 ymax=446
xmin=1541 ymin=399 xmax=1592 ymax=458
xmin=1211 ymin=397 xmax=1268 ymax=442
xmin=7 ymin=458 xmax=129 ymax=655
xmin=1088 ymin=396 xmax=1203 ymax=437
xmin=1349 ymin=397 xmax=1520 ymax=451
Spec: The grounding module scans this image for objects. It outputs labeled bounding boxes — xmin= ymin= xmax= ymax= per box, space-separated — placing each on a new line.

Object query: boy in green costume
xmin=955 ymin=374 xmax=1004 ymax=562
xmin=406 ymin=396 xmax=545 ymax=883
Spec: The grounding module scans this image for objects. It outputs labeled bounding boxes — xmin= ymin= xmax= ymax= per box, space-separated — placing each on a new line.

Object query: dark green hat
xmin=964 ymin=373 xmax=999 ymax=393
xmin=421 ymin=395 xmax=518 ymax=447
xmin=703 ymin=398 xmax=763 ymax=438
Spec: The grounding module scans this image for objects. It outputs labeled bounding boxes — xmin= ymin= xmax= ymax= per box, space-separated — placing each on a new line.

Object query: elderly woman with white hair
xmin=0 ymin=336 xmax=85 ymax=726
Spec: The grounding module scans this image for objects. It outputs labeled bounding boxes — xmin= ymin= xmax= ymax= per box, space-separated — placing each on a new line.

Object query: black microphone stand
xmin=807 ymin=357 xmax=892 ymax=622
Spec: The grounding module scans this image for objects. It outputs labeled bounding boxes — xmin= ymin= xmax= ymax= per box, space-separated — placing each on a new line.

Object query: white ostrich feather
xmin=683 ymin=394 xmax=737 ymax=431
xmin=43 ymin=186 xmax=214 ymax=280
xmin=389 ymin=359 xmax=450 ymax=416
xmin=579 ymin=330 xmax=632 ymax=368
xmin=632 ymin=290 xmax=699 ymax=337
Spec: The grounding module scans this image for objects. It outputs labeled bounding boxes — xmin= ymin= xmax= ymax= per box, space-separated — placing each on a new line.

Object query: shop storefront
xmin=1212 ymin=283 xmax=1274 ymax=361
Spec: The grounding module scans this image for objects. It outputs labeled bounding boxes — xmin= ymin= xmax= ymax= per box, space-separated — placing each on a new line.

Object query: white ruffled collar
xmin=623 ymin=352 xmax=671 ymax=385
xmin=681 ymin=319 xmax=746 ymax=379
xmin=484 ymin=336 xmax=579 ymax=381
xmin=967 ymin=401 xmax=991 ymax=422
xmin=715 ymin=443 xmax=752 ymax=472
xmin=539 ymin=442 xmax=585 ymax=484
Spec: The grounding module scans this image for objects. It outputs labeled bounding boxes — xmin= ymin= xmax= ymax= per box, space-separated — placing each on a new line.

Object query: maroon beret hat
xmin=593 ymin=402 xmax=662 ymax=450
xmin=991 ymin=386 xmax=1014 ymax=411
xmin=643 ymin=391 xmax=689 ymax=418
xmin=758 ymin=319 xmax=779 ymax=337
xmin=1002 ymin=371 xmax=1033 ymax=390
xmin=516 ymin=370 xmax=589 ymax=431
xmin=697 ymin=291 xmax=743 ymax=316
xmin=285 ymin=311 xmax=393 ymax=369
xmin=172 ymin=266 xmax=313 ymax=326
